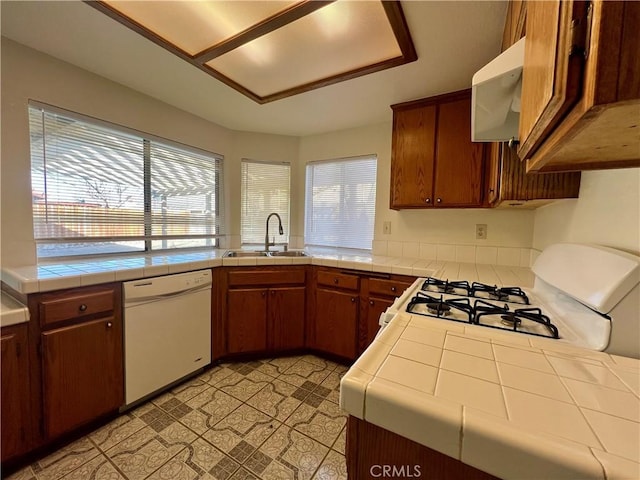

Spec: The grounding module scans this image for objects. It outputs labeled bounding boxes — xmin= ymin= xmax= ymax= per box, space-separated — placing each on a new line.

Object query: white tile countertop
xmin=340 ymin=312 xmax=640 ymax=480
xmin=1 ymin=246 xmax=535 ymax=296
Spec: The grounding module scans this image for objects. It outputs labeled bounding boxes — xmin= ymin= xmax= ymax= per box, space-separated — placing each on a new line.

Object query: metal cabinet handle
xmin=79 ymin=304 xmax=87 ymax=312
xmin=369 ymin=300 xmax=374 ymax=306
xmin=106 ymin=322 xmax=113 ymax=328
xmin=391 ymin=286 xmax=396 ymax=292
xmin=425 ymin=198 xmax=431 ymax=204
xmin=261 ymin=291 xmax=266 ymax=297
xmin=351 ymin=297 xmax=356 ymax=303
xmin=436 ymin=198 xmax=442 ymax=203
xmin=334 ymin=278 xmax=339 ymax=284
xmin=271 ymin=290 xmax=275 ymax=295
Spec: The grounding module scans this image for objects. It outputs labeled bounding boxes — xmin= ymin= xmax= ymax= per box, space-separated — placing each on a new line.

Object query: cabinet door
xmin=433 ymin=97 xmax=485 ymax=206
xmin=517 ymin=0 xmax=586 ymax=160
xmin=390 ymin=106 xmax=437 ymax=208
xmin=227 ymin=288 xmax=268 ymax=354
xmin=42 ymin=317 xmax=123 ymax=439
xmin=269 ymin=287 xmax=305 ymax=351
xmin=315 ymin=289 xmax=358 ymax=360
xmin=1 ymin=325 xmax=31 ymax=462
xmin=364 ymin=297 xmax=394 ymax=350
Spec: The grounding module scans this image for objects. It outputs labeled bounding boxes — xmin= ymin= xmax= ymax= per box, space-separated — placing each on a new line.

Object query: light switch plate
xmin=383 ymin=221 xmax=392 ymax=235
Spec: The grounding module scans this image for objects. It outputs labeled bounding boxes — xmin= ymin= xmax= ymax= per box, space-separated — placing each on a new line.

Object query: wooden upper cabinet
xmin=517 ymin=0 xmax=585 ymax=161
xmin=434 ymin=97 xmax=485 ymax=206
xmin=502 ymin=0 xmax=527 ymax=51
xmin=518 ymin=0 xmax=640 ymax=172
xmin=390 ymin=90 xmax=486 ymax=209
xmin=390 ymin=106 xmax=437 ymax=208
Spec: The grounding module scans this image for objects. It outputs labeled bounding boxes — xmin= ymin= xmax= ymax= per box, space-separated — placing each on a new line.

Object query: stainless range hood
xmin=471 ymin=37 xmax=525 ymax=142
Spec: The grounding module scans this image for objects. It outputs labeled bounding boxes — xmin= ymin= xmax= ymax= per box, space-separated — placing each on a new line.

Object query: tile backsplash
xmin=372 ymin=240 xmax=538 ymax=267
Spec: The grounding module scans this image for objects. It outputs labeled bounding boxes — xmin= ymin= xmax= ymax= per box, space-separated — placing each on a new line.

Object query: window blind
xmin=305 ymin=156 xmax=377 ymax=250
xmin=28 ymin=103 xmax=224 ymax=257
xmin=241 ymin=160 xmax=290 ymax=245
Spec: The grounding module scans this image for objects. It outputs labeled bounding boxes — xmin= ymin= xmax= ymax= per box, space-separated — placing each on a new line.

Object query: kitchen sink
xmin=223 ymin=250 xmax=270 ymax=257
xmin=268 ymin=251 xmax=309 ymax=257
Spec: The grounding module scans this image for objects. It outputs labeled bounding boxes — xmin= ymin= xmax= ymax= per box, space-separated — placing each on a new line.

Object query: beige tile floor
xmin=6 ymin=355 xmax=349 ymax=480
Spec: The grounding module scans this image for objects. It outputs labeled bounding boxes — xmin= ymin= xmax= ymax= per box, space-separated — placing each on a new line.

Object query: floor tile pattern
xmin=6 ymin=355 xmax=349 ymax=480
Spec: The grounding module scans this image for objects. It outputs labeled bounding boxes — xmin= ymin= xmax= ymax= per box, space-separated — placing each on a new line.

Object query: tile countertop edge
xmin=340 ymin=358 xmax=612 ymax=480
xmin=0 ymin=250 xmax=450 ymax=295
xmin=0 ymin=291 xmax=30 ymax=328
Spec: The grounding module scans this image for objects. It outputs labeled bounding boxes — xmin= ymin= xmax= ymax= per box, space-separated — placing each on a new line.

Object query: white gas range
xmin=379 ymin=243 xmax=640 ymax=357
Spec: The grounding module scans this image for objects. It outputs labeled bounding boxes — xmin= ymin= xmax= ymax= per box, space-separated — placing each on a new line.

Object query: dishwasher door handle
xmin=125 ymin=284 xmax=210 ymax=304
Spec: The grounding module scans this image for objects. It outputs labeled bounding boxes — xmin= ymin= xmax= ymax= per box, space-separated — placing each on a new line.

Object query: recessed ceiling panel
xmin=205 ymin=1 xmax=402 ymax=97
xmin=104 ymin=0 xmax=299 ymax=55
xmin=87 ymin=0 xmax=417 ymax=103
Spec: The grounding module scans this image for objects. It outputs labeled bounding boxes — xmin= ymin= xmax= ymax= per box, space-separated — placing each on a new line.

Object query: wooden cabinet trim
xmin=228 ymin=269 xmax=306 ymax=287
xmin=391 ymin=88 xmax=473 ymax=111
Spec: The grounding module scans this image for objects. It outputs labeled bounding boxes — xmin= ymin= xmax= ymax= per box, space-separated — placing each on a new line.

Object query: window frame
xmin=29 ymin=101 xmax=225 ymax=260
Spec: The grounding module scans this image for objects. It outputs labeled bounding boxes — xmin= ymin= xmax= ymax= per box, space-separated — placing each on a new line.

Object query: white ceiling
xmin=1 ymin=0 xmax=507 ymax=137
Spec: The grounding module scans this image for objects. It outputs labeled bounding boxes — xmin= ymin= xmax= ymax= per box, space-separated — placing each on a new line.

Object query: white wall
xmin=533 ymin=169 xmax=640 ymax=256
xmin=298 ymin=123 xmax=536 ymax=256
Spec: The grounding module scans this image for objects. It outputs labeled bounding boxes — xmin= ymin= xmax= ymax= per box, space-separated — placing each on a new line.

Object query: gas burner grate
xmin=470 ymin=282 xmax=530 ymax=305
xmin=421 ymin=277 xmax=471 ymax=295
xmin=473 ymin=300 xmax=559 ymax=339
xmin=406 ymin=292 xmax=474 ymax=323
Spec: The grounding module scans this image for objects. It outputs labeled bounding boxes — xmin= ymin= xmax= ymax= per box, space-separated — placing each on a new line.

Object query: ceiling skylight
xmin=86 ymin=0 xmax=417 ymax=103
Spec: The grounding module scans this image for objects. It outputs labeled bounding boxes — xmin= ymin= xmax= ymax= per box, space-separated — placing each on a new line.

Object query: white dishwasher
xmin=123 ymin=269 xmax=212 ymax=406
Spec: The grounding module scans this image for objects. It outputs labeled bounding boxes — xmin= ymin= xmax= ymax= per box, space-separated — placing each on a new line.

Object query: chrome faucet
xmin=264 ymin=212 xmax=284 ymax=252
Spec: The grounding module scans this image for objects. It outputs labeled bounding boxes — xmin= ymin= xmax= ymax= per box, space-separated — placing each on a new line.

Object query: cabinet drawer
xmin=369 ymin=278 xmax=413 ymax=297
xmin=317 ymin=271 xmax=359 ymax=291
xmin=39 ymin=290 xmax=115 ymax=326
xmin=228 ymin=269 xmax=306 ymax=287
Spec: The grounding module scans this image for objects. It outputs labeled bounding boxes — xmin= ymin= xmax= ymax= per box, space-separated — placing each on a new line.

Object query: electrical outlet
xmin=476 ymin=224 xmax=487 ymax=240
xmin=383 ymin=221 xmax=392 ymax=235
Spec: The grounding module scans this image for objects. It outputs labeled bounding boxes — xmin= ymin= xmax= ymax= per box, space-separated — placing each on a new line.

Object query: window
xmin=305 ymin=156 xmax=377 ymax=250
xmin=241 ymin=160 xmax=290 ymax=245
xmin=29 ymin=102 xmax=224 ymax=258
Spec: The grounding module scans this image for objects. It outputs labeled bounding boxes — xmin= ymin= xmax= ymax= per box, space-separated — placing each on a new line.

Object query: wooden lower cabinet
xmin=224 ymin=267 xmax=307 ymax=356
xmin=31 ymin=283 xmax=124 ymax=444
xmin=1 ymin=324 xmax=31 ymax=463
xmin=314 ymin=288 xmax=359 ymax=360
xmin=269 ymin=287 xmax=305 ymax=351
xmin=227 ymin=288 xmax=268 ymax=353
xmin=347 ymin=416 xmax=498 ymax=480
xmin=41 ymin=315 xmax=123 ymax=439
xmin=360 ymin=276 xmax=414 ymax=352
xmin=364 ymin=297 xmax=394 ymax=347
